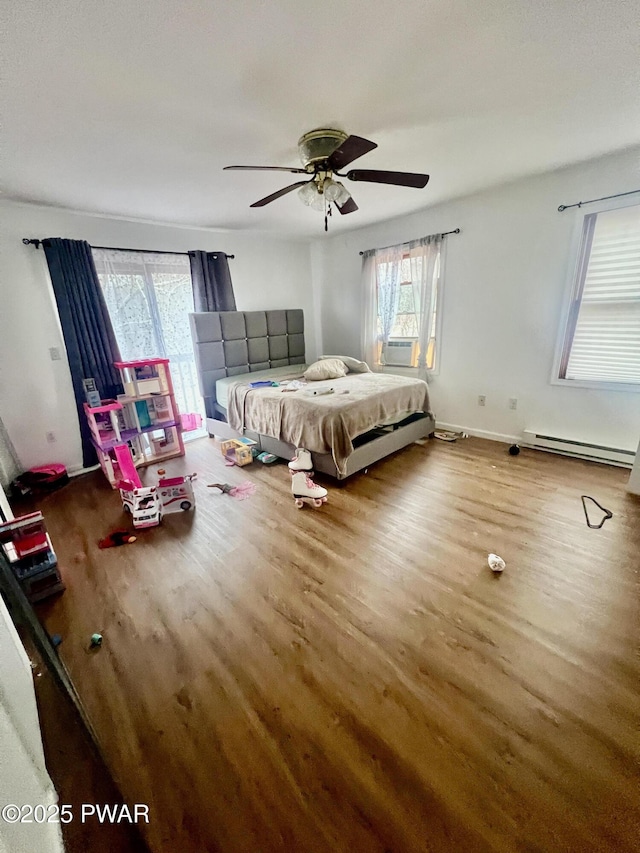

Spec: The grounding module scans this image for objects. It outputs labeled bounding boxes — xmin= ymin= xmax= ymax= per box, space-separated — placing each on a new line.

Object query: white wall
xmin=2 ymin=146 xmax=639 ymax=472
xmin=0 ymin=597 xmax=64 ymax=853
xmin=316 ymin=146 xmax=640 ymax=451
xmin=0 ymin=201 xmax=315 ymax=473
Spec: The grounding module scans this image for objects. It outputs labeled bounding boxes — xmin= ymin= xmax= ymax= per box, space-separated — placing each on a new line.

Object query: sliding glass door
xmin=92 ymin=249 xmax=205 ymax=425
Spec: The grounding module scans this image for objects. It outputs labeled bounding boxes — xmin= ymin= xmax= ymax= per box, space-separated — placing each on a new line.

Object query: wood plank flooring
xmin=32 ymin=436 xmax=640 ymax=852
xmin=19 ymin=632 xmax=149 ymax=853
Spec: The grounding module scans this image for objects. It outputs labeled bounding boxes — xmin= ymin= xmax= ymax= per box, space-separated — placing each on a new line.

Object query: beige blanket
xmin=226 ymin=371 xmax=431 ymax=475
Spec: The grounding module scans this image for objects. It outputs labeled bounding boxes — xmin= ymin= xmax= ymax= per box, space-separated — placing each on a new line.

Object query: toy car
xmin=158 ymin=474 xmax=196 ymax=514
xmin=120 ymin=482 xmax=162 ymax=528
xmin=119 ymin=474 xmax=196 ymax=528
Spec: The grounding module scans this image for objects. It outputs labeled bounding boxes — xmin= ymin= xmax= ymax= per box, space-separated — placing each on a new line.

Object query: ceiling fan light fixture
xmin=297 ymin=182 xmax=316 ymax=205
xmin=324 ymin=179 xmax=351 ymax=206
xmin=298 ymin=181 xmax=325 ymax=211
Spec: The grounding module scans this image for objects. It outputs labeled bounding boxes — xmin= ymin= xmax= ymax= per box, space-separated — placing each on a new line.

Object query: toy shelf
xmin=0 ymin=512 xmax=65 ymax=602
xmin=90 ymin=421 xmax=182 ymax=452
xmin=85 ymin=357 xmax=185 ymax=488
xmin=90 ymin=428 xmax=139 ymax=452
xmin=143 ymin=446 xmax=185 ymax=464
xmin=116 ymin=392 xmax=174 ymax=404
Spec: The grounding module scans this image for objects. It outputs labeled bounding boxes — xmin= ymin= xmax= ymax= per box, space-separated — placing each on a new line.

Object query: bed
xmin=189 ymin=309 xmax=435 ymax=479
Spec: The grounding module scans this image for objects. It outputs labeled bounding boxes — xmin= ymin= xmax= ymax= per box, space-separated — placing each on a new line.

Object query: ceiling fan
xmin=224 ymin=128 xmax=430 ymax=231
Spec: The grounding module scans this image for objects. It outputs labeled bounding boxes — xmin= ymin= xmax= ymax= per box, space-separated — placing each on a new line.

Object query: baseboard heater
xmin=522 ymin=430 xmax=634 ymax=468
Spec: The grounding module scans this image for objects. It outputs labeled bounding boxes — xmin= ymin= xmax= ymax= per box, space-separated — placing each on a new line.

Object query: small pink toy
xmin=207 ymin=481 xmax=256 ymax=501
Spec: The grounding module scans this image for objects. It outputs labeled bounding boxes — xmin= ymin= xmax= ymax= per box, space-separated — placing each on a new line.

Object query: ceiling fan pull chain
xmin=325 ymin=201 xmax=333 ymax=232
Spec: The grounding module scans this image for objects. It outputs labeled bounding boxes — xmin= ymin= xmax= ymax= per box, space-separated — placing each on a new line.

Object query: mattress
xmin=215 ymin=365 xmax=307 ymax=409
xmin=226 ymin=371 xmax=431 ymax=475
xmin=217 ymin=367 xmax=414 ymax=428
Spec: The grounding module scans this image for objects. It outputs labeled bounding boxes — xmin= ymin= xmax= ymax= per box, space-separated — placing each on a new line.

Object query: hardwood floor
xmin=32 ymin=436 xmax=640 ymax=852
xmin=18 ymin=632 xmax=149 ymax=853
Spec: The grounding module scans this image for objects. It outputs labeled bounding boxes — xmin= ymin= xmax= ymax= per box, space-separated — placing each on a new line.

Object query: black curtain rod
xmin=558 ymin=189 xmax=640 ymax=213
xmin=22 ymin=238 xmax=234 ymax=259
xmin=358 ymin=228 xmax=460 ymax=256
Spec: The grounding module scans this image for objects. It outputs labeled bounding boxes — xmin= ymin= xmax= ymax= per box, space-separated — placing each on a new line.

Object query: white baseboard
xmin=435 ymin=422 xmax=520 ymax=445
xmin=68 ymin=463 xmax=100 ymax=478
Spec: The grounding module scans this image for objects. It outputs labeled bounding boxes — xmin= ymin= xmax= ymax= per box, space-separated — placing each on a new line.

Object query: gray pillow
xmin=320 ymin=355 xmax=371 ymax=374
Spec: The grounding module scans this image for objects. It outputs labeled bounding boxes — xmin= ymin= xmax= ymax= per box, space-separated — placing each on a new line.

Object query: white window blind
xmin=561 ymin=204 xmax=640 ymax=385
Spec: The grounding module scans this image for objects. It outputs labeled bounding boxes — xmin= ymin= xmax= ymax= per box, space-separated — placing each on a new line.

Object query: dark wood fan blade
xmin=249 ymin=181 xmax=311 ymax=208
xmin=224 ymin=165 xmax=308 ymax=174
xmin=346 ymin=169 xmax=430 ymax=188
xmin=327 ymin=136 xmax=377 ymax=170
xmin=335 ymin=196 xmax=358 ymax=215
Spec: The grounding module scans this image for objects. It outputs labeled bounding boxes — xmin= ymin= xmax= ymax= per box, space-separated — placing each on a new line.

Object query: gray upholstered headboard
xmin=189 ymin=309 xmax=305 ymax=417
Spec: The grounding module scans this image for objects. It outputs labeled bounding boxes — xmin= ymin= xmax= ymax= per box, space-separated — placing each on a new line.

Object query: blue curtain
xmin=189 ymin=251 xmax=236 ymax=312
xmin=43 ymin=239 xmax=122 ymax=467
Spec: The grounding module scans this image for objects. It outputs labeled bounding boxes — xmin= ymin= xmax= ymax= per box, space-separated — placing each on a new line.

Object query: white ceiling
xmin=2 ymin=0 xmax=640 ymax=237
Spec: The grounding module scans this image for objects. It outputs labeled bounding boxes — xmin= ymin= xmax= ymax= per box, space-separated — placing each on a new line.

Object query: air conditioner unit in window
xmin=382 ymin=340 xmax=417 ymax=366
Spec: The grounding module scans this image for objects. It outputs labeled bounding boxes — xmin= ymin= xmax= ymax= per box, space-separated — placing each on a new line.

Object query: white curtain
xmin=361 ymin=245 xmax=404 ymax=370
xmin=361 ymin=235 xmax=443 ymax=376
xmin=410 ymin=234 xmax=442 ymax=379
xmin=92 ymin=249 xmax=206 ymax=424
xmin=361 ymin=252 xmax=379 ymax=368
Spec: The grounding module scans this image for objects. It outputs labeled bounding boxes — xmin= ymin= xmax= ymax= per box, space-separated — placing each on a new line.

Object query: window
xmin=376 ymin=251 xmax=440 ymax=369
xmin=557 ymin=203 xmax=640 ymax=388
xmin=390 ymin=266 xmax=419 ymax=339
xmin=92 ymin=249 xmax=206 ymax=422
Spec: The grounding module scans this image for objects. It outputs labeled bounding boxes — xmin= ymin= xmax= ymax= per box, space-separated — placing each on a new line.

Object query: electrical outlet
xmin=509 ymin=398 xmax=518 ymax=410
xmin=49 ymin=347 xmax=61 ymax=361
xmin=478 ymin=395 xmax=486 ymax=407
xmin=46 ymin=431 xmax=56 ymax=443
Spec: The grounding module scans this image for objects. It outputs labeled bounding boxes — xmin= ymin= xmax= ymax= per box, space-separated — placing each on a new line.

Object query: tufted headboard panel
xmin=189 ymin=309 xmax=305 ymax=417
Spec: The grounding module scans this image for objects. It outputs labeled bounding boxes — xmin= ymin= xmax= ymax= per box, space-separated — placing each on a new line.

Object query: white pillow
xmin=304 ymin=358 xmax=348 ymax=381
xmin=320 ymin=355 xmax=371 ymax=374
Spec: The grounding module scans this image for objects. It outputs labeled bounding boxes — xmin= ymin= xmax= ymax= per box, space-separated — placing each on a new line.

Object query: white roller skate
xmin=291 ymin=471 xmax=328 ymax=509
xmin=288 ymin=447 xmax=313 ymax=473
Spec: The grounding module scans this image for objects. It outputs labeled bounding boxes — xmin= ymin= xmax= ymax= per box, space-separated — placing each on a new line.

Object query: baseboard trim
xmin=68 ymin=463 xmax=100 ymax=478
xmin=435 ymin=422 xmax=520 ymax=445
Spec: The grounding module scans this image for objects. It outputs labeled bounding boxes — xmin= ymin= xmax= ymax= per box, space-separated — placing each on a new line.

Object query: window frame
xmin=551 ymin=196 xmax=640 ymax=393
